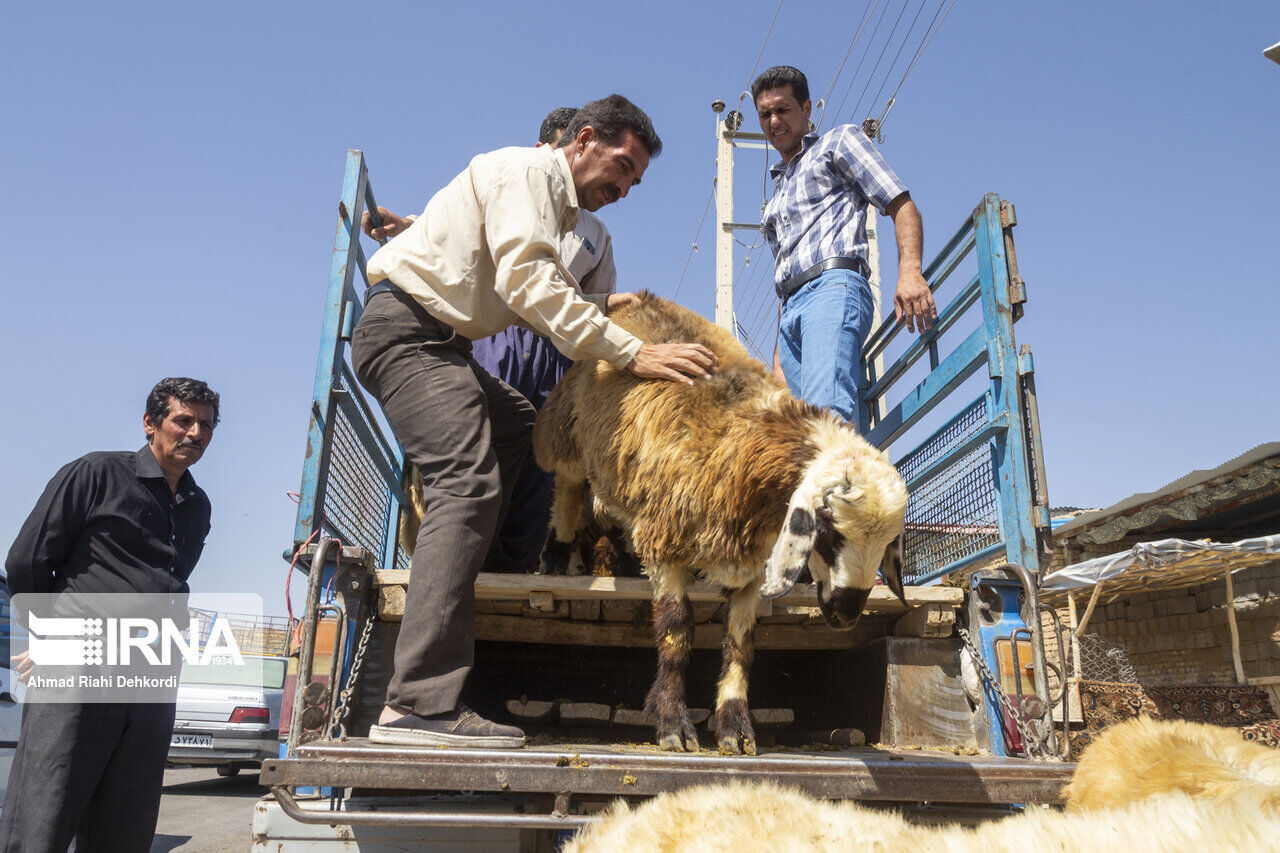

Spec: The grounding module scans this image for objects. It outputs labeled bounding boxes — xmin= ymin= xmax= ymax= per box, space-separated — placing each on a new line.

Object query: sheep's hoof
xmin=656 ymin=718 xmax=698 ymax=752
xmin=717 ymin=734 xmax=757 ymax=756
xmin=715 ymin=705 xmax=756 ymax=755
xmin=539 ymin=539 xmax=577 ymax=575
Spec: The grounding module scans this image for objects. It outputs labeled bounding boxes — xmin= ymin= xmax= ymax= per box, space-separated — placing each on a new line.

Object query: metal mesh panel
xmin=896 ymin=397 xmax=1001 ymax=582
xmin=1077 ymin=633 xmax=1139 ymax=683
xmin=320 ymin=370 xmax=410 ymax=572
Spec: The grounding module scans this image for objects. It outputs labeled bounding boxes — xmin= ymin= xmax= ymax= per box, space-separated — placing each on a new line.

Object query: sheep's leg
xmin=715 ymin=585 xmax=759 ymax=755
xmin=644 ymin=569 xmax=697 ymax=752
xmin=540 ymin=476 xmax=586 ymax=576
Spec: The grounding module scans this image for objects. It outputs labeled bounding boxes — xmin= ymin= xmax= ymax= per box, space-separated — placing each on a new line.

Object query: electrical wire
xmin=816 ymin=0 xmax=881 ymax=131
xmin=741 ymin=0 xmax=786 ymax=105
xmin=877 ymin=0 xmax=957 ymax=126
xmin=832 ymin=0 xmax=894 ymax=123
xmin=867 ymin=0 xmax=932 ymax=121
xmin=850 ymin=0 xmax=914 ymax=123
xmin=673 ymin=183 xmax=716 ymax=301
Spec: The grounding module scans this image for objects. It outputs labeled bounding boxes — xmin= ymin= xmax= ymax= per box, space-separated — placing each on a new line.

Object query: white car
xmin=168 ymin=654 xmax=287 ymax=777
xmin=0 ymin=578 xmax=22 ymax=809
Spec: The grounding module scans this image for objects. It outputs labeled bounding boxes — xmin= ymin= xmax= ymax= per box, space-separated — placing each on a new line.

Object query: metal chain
xmin=957 ymin=625 xmax=1051 ymax=759
xmin=330 ymin=609 xmax=375 ymax=740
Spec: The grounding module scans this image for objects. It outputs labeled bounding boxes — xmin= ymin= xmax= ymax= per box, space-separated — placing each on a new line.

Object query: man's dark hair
xmin=751 ymin=65 xmax=810 ymax=105
xmin=146 ymin=377 xmax=220 ymax=426
xmin=540 ymin=107 xmax=580 ymax=145
xmin=559 ymin=94 xmax=662 ymax=157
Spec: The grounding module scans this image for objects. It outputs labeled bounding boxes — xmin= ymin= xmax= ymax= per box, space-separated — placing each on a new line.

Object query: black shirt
xmin=5 ymin=446 xmax=212 ymax=596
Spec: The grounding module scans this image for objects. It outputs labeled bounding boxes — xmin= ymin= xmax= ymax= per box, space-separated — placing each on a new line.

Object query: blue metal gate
xmin=860 ymin=194 xmax=1051 ymax=585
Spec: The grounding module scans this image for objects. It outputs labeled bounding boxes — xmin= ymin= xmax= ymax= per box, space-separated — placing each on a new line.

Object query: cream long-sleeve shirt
xmin=366 ymin=145 xmax=642 ymax=368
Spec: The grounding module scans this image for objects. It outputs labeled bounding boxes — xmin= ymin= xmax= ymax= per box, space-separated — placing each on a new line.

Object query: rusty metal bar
xmin=286 ymin=537 xmax=333 ymax=757
xmin=261 ymin=742 xmax=1072 ymax=805
xmin=271 ymin=786 xmax=593 ymax=830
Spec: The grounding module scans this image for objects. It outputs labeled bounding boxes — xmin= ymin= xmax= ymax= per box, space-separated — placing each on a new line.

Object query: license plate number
xmin=171 ymin=734 xmax=214 ymax=748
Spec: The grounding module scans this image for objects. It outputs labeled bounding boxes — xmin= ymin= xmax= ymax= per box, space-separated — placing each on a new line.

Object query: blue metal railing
xmin=293 ymin=150 xmax=408 ymax=575
xmin=861 ymin=194 xmax=1050 ymax=585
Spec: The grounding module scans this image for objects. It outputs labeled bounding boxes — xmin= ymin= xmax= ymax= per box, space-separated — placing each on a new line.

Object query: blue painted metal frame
xmin=292 ymin=149 xmax=407 ymax=570
xmin=287 ymin=151 xmax=408 ymax=769
xmin=861 ymin=193 xmax=1050 ymax=584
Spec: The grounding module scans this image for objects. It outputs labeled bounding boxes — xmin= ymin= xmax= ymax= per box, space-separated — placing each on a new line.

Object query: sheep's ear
xmin=761 ymin=504 xmax=818 ymax=600
xmin=880 ymin=533 xmax=906 ymax=604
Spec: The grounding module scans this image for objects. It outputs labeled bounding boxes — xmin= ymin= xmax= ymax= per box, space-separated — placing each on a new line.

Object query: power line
xmin=850 ymin=0 xmax=914 ymax=123
xmin=673 ymin=183 xmax=716 ymax=301
xmin=832 ymin=0 xmax=893 ymax=123
xmin=815 ymin=0 xmax=880 ymax=131
xmin=742 ymin=0 xmax=786 ymax=103
xmin=867 ymin=0 xmax=931 ymax=121
xmin=877 ymin=0 xmax=957 ymax=126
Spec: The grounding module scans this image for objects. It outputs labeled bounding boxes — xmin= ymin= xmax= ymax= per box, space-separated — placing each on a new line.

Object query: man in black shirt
xmin=1 ymin=377 xmax=218 ymax=853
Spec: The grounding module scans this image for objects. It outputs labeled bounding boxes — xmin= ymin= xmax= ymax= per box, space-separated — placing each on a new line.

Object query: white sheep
xmin=532 ymin=292 xmax=908 ymax=755
xmin=564 ymin=718 xmax=1280 ymax=853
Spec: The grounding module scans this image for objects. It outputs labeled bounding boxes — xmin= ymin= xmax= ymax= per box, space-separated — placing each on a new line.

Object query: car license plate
xmin=171 ymin=733 xmax=214 ymax=748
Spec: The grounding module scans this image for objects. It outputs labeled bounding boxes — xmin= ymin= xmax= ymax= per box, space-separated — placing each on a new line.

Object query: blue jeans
xmin=778 ymin=269 xmax=874 ymax=424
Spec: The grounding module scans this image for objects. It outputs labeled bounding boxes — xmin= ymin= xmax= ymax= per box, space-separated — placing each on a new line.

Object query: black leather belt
xmin=366 ymin=279 xmax=403 ymax=299
xmin=777 ymin=257 xmax=870 ymax=299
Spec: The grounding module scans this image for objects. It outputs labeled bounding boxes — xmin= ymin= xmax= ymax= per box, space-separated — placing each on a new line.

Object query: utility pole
xmin=711 ymin=100 xmax=770 ymax=334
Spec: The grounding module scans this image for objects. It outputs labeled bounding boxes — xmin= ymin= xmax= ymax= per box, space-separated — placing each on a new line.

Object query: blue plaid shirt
xmin=762 ymin=125 xmax=908 ymax=296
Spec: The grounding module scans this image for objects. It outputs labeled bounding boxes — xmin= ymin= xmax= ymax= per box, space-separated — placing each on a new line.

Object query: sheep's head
xmin=760 ymin=438 xmax=908 ymax=631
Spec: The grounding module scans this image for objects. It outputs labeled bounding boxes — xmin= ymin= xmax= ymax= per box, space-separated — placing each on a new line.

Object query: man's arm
xmin=885 ymin=193 xmax=937 ymax=334
xmin=5 ymin=460 xmax=91 ymax=596
xmin=484 ymin=167 xmax=717 ymax=383
xmin=772 ymin=304 xmax=787 ymax=385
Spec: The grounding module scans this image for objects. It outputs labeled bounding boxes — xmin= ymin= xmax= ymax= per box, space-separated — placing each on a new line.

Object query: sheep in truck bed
xmin=533 ymin=292 xmax=907 ymax=755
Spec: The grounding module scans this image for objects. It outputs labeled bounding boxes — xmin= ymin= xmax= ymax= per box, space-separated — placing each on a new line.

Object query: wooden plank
xmin=506 ymin=699 xmax=556 ymax=724
xmin=707 ymin=708 xmax=794 ymax=731
xmin=893 ymin=603 xmax=956 ymax=638
xmin=471 ymin=614 xmax=878 ymax=649
xmin=560 ymin=703 xmax=612 ymax=726
xmin=375 ymin=571 xmax=961 ymax=614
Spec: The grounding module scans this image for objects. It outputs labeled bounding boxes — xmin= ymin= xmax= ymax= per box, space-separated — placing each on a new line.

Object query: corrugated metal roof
xmin=1054 ymin=442 xmax=1280 ymax=542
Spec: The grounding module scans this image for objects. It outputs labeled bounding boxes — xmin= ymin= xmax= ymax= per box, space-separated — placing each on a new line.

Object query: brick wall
xmin=1051 ymin=560 xmax=1280 ymax=686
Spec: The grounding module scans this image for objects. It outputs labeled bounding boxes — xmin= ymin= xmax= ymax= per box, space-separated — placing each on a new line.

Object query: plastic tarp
xmin=1041 ymin=535 xmax=1280 ymax=592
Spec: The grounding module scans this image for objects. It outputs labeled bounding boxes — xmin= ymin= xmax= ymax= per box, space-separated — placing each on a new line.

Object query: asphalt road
xmin=152 ymin=766 xmax=267 ymax=852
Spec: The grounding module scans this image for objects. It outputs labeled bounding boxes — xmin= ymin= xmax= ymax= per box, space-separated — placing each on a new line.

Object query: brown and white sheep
xmin=532 ymin=292 xmax=908 ymax=755
xmin=563 ymin=718 xmax=1280 ymax=853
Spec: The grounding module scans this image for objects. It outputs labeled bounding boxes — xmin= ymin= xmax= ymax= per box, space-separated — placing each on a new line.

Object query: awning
xmin=1040 ymin=535 xmax=1280 ymax=602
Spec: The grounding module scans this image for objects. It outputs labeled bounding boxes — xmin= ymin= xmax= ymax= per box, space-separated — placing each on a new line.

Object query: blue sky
xmin=2 ymin=1 xmax=1276 ymax=617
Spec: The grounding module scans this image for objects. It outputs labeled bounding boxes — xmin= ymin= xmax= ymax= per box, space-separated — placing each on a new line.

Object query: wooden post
xmin=1224 ymin=570 xmax=1246 ymax=684
xmin=1067 ymin=592 xmax=1083 ymax=680
xmin=1075 ymin=581 xmax=1105 ymax=637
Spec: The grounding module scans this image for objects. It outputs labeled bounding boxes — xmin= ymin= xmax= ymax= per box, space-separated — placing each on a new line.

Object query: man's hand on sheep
xmin=361 ymin=206 xmax=414 ymax=242
xmin=606 ymin=292 xmax=639 ymax=314
xmin=626 ymin=343 xmax=718 ymax=385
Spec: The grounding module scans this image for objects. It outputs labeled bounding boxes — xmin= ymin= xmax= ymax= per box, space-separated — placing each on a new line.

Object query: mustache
xmin=178 ymin=439 xmax=203 ymax=449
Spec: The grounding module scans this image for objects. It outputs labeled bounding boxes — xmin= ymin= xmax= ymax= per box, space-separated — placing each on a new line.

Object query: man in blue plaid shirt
xmin=754 ymin=65 xmax=936 ymax=426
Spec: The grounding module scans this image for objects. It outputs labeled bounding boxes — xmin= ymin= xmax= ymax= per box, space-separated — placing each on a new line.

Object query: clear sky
xmin=2 ymin=1 xmax=1276 ymax=617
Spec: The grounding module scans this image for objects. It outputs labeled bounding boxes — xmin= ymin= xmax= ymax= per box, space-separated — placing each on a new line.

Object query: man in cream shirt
xmin=352 ymin=95 xmax=716 ymax=749
xmin=365 ymin=106 xmax=621 ymax=574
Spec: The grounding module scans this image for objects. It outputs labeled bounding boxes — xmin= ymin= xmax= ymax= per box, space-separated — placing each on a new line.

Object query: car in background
xmin=168 ymin=653 xmax=288 ymax=777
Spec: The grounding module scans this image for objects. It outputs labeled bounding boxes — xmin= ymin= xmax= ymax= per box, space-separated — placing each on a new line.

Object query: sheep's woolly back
xmin=1064 ymin=715 xmax=1280 ymax=812
xmin=534 ymin=292 xmax=825 ymax=571
xmin=563 ymin=780 xmax=1280 ymax=853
